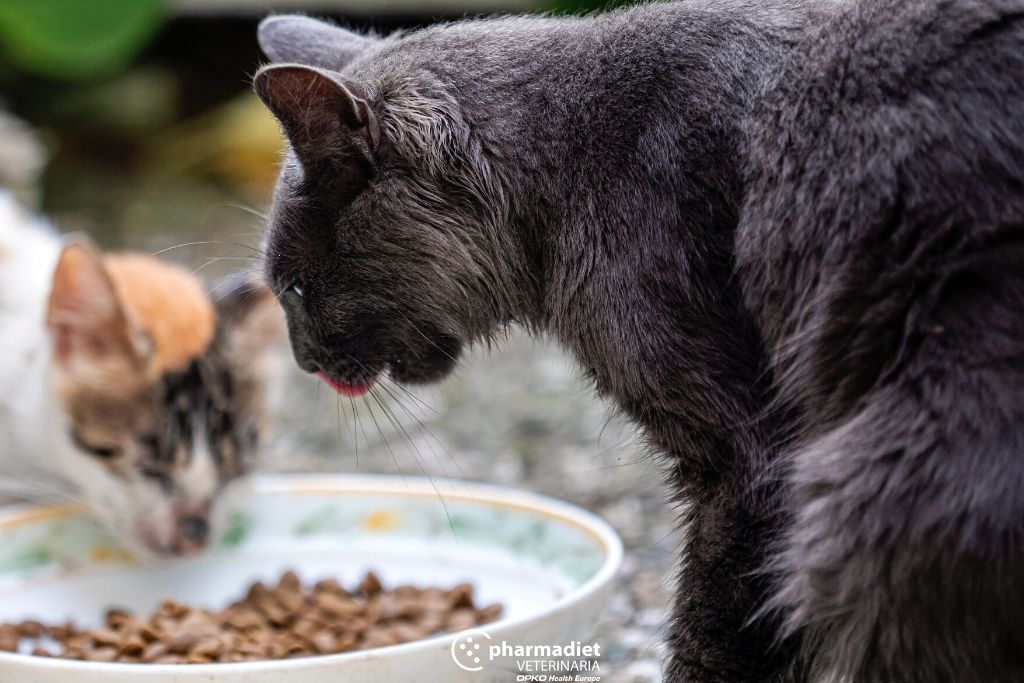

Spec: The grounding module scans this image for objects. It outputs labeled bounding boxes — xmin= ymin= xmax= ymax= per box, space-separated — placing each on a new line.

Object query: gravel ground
xmin=262 ymin=331 xmax=680 ymax=682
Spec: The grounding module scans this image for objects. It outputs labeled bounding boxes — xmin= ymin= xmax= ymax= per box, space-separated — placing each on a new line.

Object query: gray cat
xmin=251 ymin=1 xmax=1024 ymax=680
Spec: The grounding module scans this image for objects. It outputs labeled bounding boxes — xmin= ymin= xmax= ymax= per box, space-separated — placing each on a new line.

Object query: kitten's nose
xmin=171 ymin=503 xmax=212 ymax=555
xmin=180 ymin=515 xmax=209 ymax=543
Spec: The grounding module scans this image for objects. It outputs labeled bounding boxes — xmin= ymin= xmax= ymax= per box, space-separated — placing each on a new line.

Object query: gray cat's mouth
xmin=387 ymin=332 xmax=463 ymax=385
xmin=289 ymin=318 xmax=462 ymax=392
xmin=316 ymin=371 xmax=375 ymax=397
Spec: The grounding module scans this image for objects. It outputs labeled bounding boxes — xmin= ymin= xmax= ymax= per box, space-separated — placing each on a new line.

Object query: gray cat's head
xmin=254 ymin=16 xmax=521 ymax=396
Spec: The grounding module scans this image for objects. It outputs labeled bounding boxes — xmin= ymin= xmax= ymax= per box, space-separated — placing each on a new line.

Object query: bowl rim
xmin=0 ymin=472 xmax=624 ymax=674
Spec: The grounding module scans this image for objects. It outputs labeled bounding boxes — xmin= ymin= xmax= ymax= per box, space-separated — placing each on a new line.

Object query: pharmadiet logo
xmin=451 ymin=629 xmax=603 ymax=681
xmin=451 ymin=629 xmax=492 ymax=671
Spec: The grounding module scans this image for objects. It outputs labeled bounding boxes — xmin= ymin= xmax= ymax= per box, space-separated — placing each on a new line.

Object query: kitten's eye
xmin=69 ymin=430 xmax=120 ymax=459
xmin=140 ymin=433 xmax=161 ymax=457
xmin=140 ymin=467 xmax=172 ymax=491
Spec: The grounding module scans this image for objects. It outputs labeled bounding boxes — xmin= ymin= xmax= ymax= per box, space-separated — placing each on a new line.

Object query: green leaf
xmin=0 ymin=0 xmax=167 ymax=81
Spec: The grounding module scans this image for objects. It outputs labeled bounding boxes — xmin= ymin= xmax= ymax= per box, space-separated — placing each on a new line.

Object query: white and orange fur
xmin=0 ymin=191 xmax=282 ymax=558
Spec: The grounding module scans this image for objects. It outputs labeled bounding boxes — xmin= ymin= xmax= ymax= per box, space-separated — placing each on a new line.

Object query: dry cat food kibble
xmin=0 ymin=571 xmax=502 ymax=663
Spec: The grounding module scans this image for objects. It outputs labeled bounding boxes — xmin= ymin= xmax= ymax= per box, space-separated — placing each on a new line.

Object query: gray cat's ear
xmin=254 ymin=64 xmax=380 ymax=166
xmin=258 ymin=15 xmax=377 ymax=71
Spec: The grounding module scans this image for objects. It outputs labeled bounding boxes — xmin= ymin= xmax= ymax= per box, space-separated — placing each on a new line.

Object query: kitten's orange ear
xmin=47 ymin=239 xmax=146 ymax=379
xmin=254 ymin=64 xmax=379 ymax=167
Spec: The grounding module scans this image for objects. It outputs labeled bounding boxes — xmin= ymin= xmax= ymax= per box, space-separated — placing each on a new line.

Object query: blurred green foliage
xmin=0 ymin=0 xmax=167 ymax=81
xmin=549 ymin=0 xmax=624 ymax=15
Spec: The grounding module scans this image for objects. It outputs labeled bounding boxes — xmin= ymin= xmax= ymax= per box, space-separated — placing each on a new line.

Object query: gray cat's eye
xmin=292 ymin=282 xmax=304 ymax=297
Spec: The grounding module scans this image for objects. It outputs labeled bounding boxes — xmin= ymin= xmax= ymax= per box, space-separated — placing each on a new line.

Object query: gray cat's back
xmin=740 ymin=0 xmax=1024 ymax=414
xmin=739 ymin=0 xmax=1024 ymax=678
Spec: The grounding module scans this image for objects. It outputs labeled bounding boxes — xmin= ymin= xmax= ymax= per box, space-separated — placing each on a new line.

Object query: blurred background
xmin=0 ymin=1 xmax=676 ymax=680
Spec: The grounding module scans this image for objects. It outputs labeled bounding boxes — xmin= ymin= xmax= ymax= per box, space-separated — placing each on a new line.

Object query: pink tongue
xmin=316 ymin=372 xmax=373 ymax=397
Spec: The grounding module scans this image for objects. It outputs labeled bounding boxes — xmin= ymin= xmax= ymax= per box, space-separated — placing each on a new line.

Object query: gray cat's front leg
xmin=663 ymin=479 xmax=802 ymax=683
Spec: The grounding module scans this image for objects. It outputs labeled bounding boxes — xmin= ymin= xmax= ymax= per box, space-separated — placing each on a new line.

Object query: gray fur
xmin=258 ymin=15 xmax=380 ymax=70
xmin=253 ymin=2 xmax=1024 ymax=680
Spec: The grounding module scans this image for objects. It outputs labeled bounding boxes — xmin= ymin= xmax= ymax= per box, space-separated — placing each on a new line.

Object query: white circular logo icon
xmin=450 ymin=628 xmax=491 ymax=672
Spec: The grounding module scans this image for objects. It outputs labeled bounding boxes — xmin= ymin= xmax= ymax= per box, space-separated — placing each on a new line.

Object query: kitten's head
xmin=254 ymin=17 xmax=520 ymax=397
xmin=46 ymin=240 xmax=282 ymax=558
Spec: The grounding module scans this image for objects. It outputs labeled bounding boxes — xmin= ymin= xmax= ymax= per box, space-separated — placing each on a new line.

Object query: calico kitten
xmin=253 ymin=2 xmax=1024 ymax=681
xmin=0 ymin=192 xmax=282 ymax=557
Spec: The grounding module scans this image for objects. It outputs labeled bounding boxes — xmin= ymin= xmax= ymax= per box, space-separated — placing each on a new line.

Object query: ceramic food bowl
xmin=0 ymin=473 xmax=622 ymax=682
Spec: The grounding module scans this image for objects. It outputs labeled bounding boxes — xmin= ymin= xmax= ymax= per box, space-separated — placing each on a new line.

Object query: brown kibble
xmin=63 ymin=634 xmax=94 ymax=652
xmin=446 ymin=608 xmax=478 ymax=632
xmin=278 ymin=570 xmax=301 ymax=593
xmin=448 ymin=583 xmax=475 ymax=609
xmin=418 ymin=614 xmax=445 ymax=636
xmin=360 ymin=629 xmax=398 ymax=649
xmin=167 ymin=629 xmax=202 ymax=655
xmin=192 ymin=636 xmax=224 ymax=658
xmin=245 ymin=581 xmax=268 ymax=602
xmin=154 ymin=653 xmax=188 ymax=664
xmin=48 ymin=624 xmax=73 ymax=642
xmin=221 ymin=606 xmax=264 ymax=631
xmin=90 ymin=628 xmax=123 ymax=648
xmin=395 ymin=597 xmax=425 ymax=621
xmin=291 ymin=618 xmax=320 ymax=641
xmin=477 ymin=603 xmax=504 ymax=623
xmin=17 ymin=620 xmax=45 ymax=638
xmin=313 ymin=578 xmax=344 ymax=595
xmin=277 ymin=589 xmax=305 ymax=614
xmin=12 ymin=570 xmax=499 ymax=664
xmin=137 ymin=621 xmax=161 ymax=643
xmin=335 ymin=631 xmax=359 ymax=653
xmin=314 ymin=592 xmax=361 ymax=619
xmin=117 ymin=636 xmax=146 ymax=657
xmin=85 ymin=646 xmax=118 ymax=662
xmin=358 ymin=571 xmax=383 ymax=597
xmin=105 ymin=608 xmax=133 ymax=630
xmin=256 ymin=598 xmax=291 ymax=627
xmin=311 ymin=631 xmax=338 ymax=654
xmin=156 ymin=600 xmax=188 ymax=620
xmin=389 ymin=622 xmax=427 ymax=643
xmin=0 ymin=624 xmax=20 ymax=652
xmin=141 ymin=640 xmax=169 ymax=662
